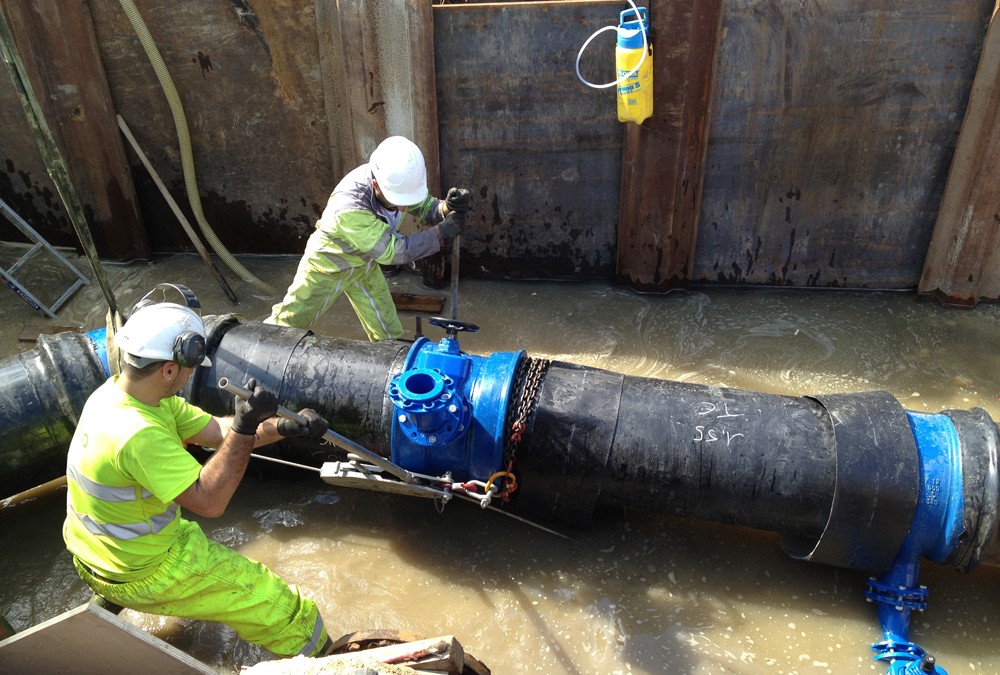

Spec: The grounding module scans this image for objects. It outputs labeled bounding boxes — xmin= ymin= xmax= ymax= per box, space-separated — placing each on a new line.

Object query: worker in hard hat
xmin=63 ymin=293 xmax=336 ymax=658
xmin=265 ymin=135 xmax=471 ymax=340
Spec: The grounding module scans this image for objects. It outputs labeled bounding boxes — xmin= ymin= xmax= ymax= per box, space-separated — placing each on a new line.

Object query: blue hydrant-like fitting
xmin=388 ymin=333 xmax=524 ymax=481
xmin=388 ymin=333 xmax=472 ymax=446
xmin=867 ymin=412 xmax=963 ymax=675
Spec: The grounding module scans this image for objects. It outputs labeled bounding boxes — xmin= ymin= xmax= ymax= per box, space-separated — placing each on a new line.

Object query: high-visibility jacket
xmin=63 ymin=376 xmax=211 ymax=581
xmin=64 ymin=377 xmax=329 ymax=658
xmin=312 ymin=163 xmax=446 ymax=273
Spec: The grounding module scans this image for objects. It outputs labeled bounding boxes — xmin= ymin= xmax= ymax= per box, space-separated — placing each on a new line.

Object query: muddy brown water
xmin=1 ymin=248 xmax=999 ymax=674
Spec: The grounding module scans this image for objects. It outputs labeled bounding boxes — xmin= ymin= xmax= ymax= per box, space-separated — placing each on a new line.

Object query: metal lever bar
xmin=218 ymin=377 xmax=416 ymax=484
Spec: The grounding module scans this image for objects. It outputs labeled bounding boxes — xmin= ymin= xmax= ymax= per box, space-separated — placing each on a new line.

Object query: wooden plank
xmin=1 ymin=1 xmax=148 ymax=262
xmin=17 ymin=322 xmax=83 ymax=342
xmin=918 ymin=6 xmax=1000 ymax=306
xmin=323 ymin=0 xmax=445 ymax=286
xmin=0 ymin=602 xmax=215 ymax=674
xmin=391 ymin=292 xmax=444 ymax=314
xmin=617 ymin=1 xmax=724 ymax=291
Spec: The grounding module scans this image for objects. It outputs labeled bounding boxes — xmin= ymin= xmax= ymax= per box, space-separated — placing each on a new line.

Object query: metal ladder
xmin=0 ymin=197 xmax=89 ymax=317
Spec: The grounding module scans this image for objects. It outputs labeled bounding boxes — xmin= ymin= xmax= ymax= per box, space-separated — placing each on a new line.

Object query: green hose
xmin=118 ymin=0 xmax=275 ymax=294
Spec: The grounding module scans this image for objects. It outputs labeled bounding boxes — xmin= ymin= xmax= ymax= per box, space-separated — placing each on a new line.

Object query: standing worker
xmin=266 ymin=135 xmax=471 ymax=340
xmin=63 ymin=292 xmax=334 ymax=658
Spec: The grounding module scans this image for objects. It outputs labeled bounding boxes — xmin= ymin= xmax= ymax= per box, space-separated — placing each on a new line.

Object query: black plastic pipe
xmin=512 ymin=363 xmax=924 ymax=573
xmin=1 ymin=319 xmax=996 ymax=575
xmin=0 ymin=331 xmax=107 ymax=496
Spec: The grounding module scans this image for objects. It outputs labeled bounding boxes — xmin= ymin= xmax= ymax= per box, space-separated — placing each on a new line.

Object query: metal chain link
xmin=505 ymin=356 xmax=551 ymax=471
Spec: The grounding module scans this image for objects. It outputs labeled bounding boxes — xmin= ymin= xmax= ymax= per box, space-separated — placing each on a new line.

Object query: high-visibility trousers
xmin=74 ymin=519 xmax=328 ymax=658
xmin=266 ymin=253 xmax=403 ymax=342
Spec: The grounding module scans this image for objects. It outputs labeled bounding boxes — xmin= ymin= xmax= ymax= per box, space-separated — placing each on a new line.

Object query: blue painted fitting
xmin=389 ymin=336 xmax=524 ymax=481
xmin=86 ymin=327 xmax=110 ymax=376
xmin=868 ymin=412 xmax=962 ymax=674
xmin=388 ymin=367 xmax=470 ymax=445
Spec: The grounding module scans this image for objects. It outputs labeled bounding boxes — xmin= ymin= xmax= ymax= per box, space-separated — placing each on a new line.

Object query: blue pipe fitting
xmin=867 ymin=411 xmax=962 ymax=675
xmin=87 ymin=327 xmax=110 ymax=376
xmin=388 ymin=336 xmax=524 ymax=481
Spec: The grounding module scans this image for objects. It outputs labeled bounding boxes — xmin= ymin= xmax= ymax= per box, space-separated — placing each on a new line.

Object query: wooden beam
xmin=616 ymin=1 xmax=724 ymax=292
xmin=391 ymin=291 xmax=444 ymax=314
xmin=918 ymin=4 xmax=1000 ymax=306
xmin=316 ymin=0 xmax=445 ymax=286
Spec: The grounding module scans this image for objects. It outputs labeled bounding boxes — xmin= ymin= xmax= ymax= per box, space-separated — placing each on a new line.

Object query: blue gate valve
xmin=388 ymin=319 xmax=474 ymax=447
xmin=387 ymin=318 xmax=524 ymax=482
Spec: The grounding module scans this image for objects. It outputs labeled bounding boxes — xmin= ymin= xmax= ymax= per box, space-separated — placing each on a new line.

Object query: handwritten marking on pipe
xmin=695 ymin=401 xmax=746 ymax=419
xmin=694 ymin=401 xmax=746 ymax=446
xmin=694 ymin=426 xmax=745 ymax=446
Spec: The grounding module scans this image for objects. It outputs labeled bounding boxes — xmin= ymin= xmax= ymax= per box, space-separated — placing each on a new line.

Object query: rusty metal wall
xmin=0 ymin=1 xmax=997 ymax=294
xmin=0 ymin=0 xmax=148 ymax=260
xmin=435 ymin=2 xmax=623 ymax=280
xmin=697 ymin=1 xmax=994 ymax=288
xmin=84 ymin=0 xmax=335 ymax=254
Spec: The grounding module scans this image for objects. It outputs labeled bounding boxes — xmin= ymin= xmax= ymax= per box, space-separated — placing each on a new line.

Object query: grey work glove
xmin=277 ymin=408 xmax=329 ymax=440
xmin=445 ymin=187 xmax=471 ymax=215
xmin=437 ymin=212 xmax=464 ymax=241
xmin=232 ymin=378 xmax=278 ymax=435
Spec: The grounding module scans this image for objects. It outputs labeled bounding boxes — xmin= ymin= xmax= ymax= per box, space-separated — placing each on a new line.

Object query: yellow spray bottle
xmin=616 ymin=7 xmax=653 ymax=124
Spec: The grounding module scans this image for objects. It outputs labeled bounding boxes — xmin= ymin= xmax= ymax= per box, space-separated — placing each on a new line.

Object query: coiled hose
xmin=118 ymin=0 xmax=275 ymax=294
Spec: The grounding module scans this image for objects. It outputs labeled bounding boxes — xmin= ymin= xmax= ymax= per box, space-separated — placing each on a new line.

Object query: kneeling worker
xmin=266 ymin=135 xmax=470 ymax=340
xmin=63 ymin=297 xmax=333 ymax=657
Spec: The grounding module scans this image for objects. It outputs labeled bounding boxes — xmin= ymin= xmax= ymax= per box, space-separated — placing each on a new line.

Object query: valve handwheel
xmin=428 ymin=317 xmax=480 ymax=335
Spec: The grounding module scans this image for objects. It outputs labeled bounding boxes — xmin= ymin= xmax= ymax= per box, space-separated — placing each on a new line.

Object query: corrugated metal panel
xmin=697 ymin=1 xmax=994 ymax=288
xmin=919 ymin=8 xmax=1000 ymax=306
xmin=435 ymin=2 xmax=623 ymax=280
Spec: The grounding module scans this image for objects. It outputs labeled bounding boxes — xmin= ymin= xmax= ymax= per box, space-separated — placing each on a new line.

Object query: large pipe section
xmin=0 ymin=330 xmax=107 ymax=497
xmin=2 ymin=317 xmax=997 ymax=673
xmin=2 ymin=318 xmax=997 ymax=574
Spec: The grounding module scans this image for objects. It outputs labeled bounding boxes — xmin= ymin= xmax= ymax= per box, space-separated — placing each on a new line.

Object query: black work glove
xmin=277 ymin=408 xmax=329 ymax=440
xmin=437 ymin=212 xmax=464 ymax=240
xmin=445 ymin=187 xmax=471 ymax=215
xmin=232 ymin=378 xmax=278 ymax=436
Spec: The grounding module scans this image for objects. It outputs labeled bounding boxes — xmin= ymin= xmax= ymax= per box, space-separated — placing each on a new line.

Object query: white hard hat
xmin=115 ymin=302 xmax=211 ymax=368
xmin=369 ymin=136 xmax=428 ymax=207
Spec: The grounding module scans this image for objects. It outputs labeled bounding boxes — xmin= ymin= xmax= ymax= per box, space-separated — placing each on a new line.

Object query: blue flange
xmin=867 ymin=411 xmax=962 ymax=675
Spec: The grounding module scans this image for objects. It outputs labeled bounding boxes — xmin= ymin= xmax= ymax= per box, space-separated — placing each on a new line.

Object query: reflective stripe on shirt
xmin=67 ymin=461 xmax=152 ymax=501
xmin=67 ymin=457 xmax=176 ymax=541
xmin=70 ymin=503 xmax=179 ymax=540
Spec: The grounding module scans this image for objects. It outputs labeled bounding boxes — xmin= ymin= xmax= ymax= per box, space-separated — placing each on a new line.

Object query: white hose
xmin=575 ymin=0 xmax=649 ymax=90
xmin=118 ymin=0 xmax=275 ymax=294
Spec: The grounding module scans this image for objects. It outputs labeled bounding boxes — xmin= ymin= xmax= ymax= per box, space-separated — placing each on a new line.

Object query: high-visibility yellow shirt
xmin=63 ymin=376 xmax=212 ymax=581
